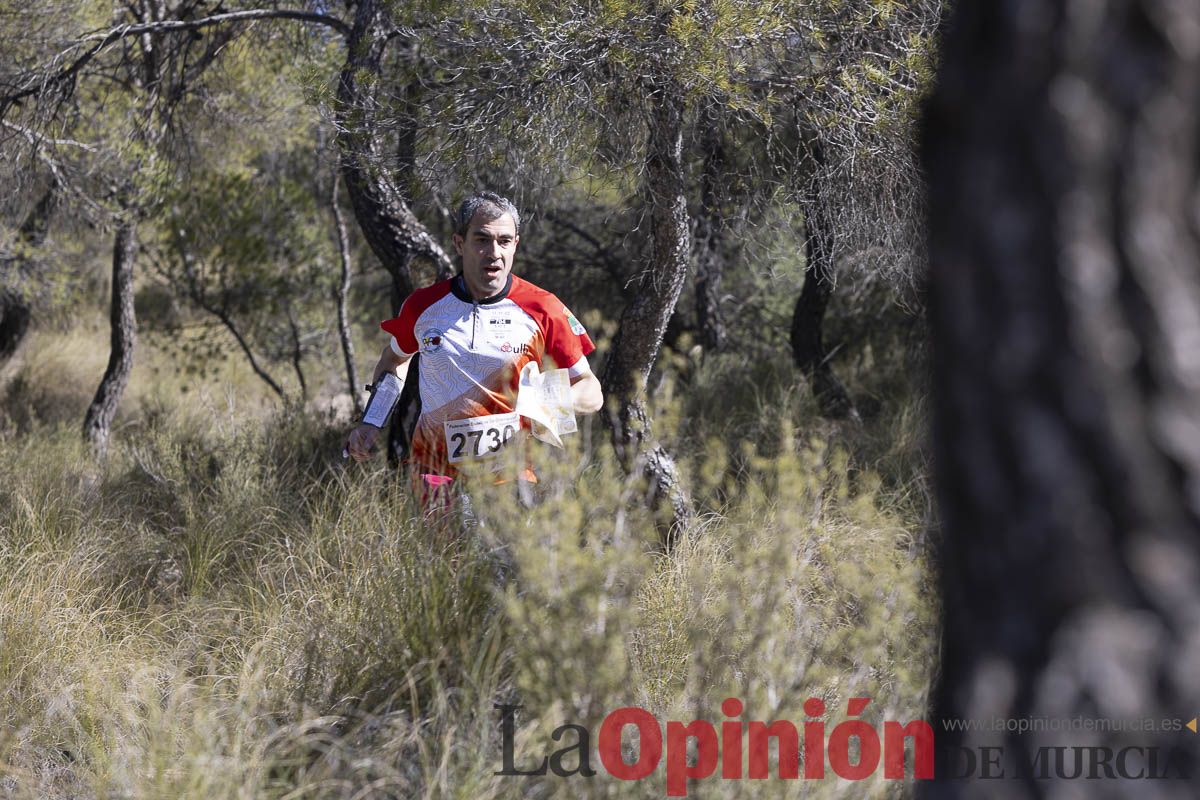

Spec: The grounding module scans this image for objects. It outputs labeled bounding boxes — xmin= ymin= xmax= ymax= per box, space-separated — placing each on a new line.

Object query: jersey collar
xmin=452 ymin=273 xmax=513 ymax=305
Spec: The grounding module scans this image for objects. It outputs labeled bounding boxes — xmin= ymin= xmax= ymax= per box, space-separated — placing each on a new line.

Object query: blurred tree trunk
xmin=83 ymin=220 xmax=137 ymax=455
xmin=790 ymin=269 xmax=857 ymax=421
xmin=0 ymin=183 xmax=55 ymax=363
xmin=286 ymin=307 xmax=309 ymax=403
xmin=0 ymin=289 xmax=29 ymax=363
xmin=694 ymin=101 xmax=727 ymax=352
xmin=602 ymin=85 xmax=693 ymax=530
xmin=922 ymin=2 xmax=1200 ymax=795
xmin=790 ymin=149 xmax=858 ymax=421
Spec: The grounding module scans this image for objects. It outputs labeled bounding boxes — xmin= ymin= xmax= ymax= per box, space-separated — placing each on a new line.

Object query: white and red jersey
xmin=380 ymin=273 xmax=595 ymax=477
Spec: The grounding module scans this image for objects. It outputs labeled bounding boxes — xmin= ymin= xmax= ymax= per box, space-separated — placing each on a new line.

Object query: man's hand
xmin=345 ymin=423 xmax=382 ymax=461
xmin=570 ymin=371 xmax=603 ymax=415
xmin=345 ymin=343 xmax=413 ymax=461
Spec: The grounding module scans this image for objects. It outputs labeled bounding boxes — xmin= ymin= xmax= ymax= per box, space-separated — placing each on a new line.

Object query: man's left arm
xmin=541 ymin=298 xmax=601 ymax=414
xmin=570 ymin=370 xmax=603 ymax=415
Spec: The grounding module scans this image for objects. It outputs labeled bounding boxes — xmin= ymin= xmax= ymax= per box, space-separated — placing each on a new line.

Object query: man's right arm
xmin=346 ymin=343 xmax=413 ymax=461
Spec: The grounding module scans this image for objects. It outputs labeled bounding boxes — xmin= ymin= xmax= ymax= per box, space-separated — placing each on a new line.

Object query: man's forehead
xmin=468 ymin=211 xmax=517 ymax=237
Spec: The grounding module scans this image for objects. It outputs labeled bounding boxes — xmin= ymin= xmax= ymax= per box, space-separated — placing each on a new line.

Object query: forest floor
xmin=0 ymin=316 xmax=937 ymax=799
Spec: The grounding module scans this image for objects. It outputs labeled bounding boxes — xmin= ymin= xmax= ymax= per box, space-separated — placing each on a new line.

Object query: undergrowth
xmin=0 ymin=326 xmax=936 ymax=799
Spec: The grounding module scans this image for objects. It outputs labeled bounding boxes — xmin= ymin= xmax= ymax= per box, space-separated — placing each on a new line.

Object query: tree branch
xmin=75 ymin=9 xmax=351 ymax=42
xmin=173 ymin=231 xmax=287 ymax=402
xmin=0 ymin=119 xmax=97 ymax=152
xmin=1 ymin=8 xmax=349 ymax=108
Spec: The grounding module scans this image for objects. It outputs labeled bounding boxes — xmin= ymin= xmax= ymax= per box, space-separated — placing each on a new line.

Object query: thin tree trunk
xmin=384 ymin=240 xmax=422 ymax=468
xmin=83 ymin=221 xmax=137 ymax=455
xmin=384 ymin=262 xmax=423 ymax=468
xmin=922 ymin=2 xmax=1200 ymax=795
xmin=286 ymin=307 xmax=308 ymax=403
xmin=790 ymin=269 xmax=858 ymax=421
xmin=395 ymin=76 xmax=419 ymax=205
xmin=81 ymin=3 xmax=167 ymax=453
xmin=387 ymin=353 xmax=422 ymax=467
xmin=331 ymin=171 xmax=362 ymax=416
xmin=212 ymin=306 xmax=286 ymax=401
xmin=790 ymin=156 xmax=858 ymax=420
xmin=335 ymin=0 xmax=452 ymax=291
xmin=602 ymin=86 xmax=693 ymax=530
xmin=172 ymin=230 xmax=288 ymax=402
xmin=694 ymin=101 xmax=727 ymax=352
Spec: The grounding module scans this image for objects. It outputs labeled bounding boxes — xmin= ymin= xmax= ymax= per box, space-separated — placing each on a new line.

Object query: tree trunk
xmin=387 ymin=353 xmax=422 ymax=468
xmin=602 ymin=86 xmax=693 ymax=530
xmin=385 ymin=272 xmax=423 ymax=469
xmin=335 ymin=0 xmax=453 ymax=292
xmin=286 ymin=307 xmax=308 ymax=403
xmin=790 ymin=269 xmax=858 ymax=421
xmin=0 ymin=182 xmax=58 ymax=363
xmin=790 ymin=160 xmax=858 ymax=420
xmin=331 ymin=171 xmax=363 ymax=416
xmin=0 ymin=289 xmax=31 ymax=363
xmin=83 ymin=221 xmax=137 ymax=456
xmin=336 ymin=0 xmax=435 ymax=467
xmin=694 ymin=102 xmax=727 ymax=353
xmin=922 ymin=2 xmax=1200 ymax=795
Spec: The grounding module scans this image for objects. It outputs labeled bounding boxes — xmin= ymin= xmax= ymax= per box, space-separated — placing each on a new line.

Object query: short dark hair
xmin=454 ymin=191 xmax=521 ymax=237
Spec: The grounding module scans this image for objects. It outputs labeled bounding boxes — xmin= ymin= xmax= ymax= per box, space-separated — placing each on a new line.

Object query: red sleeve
xmin=509 ymin=278 xmax=595 ymax=370
xmin=544 ymin=301 xmax=595 ymax=370
xmin=379 ymin=281 xmax=451 ymax=355
xmin=379 ymin=299 xmax=419 ymax=356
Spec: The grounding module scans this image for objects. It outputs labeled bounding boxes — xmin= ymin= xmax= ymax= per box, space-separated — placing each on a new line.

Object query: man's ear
xmin=452 ymin=234 xmax=464 ymax=257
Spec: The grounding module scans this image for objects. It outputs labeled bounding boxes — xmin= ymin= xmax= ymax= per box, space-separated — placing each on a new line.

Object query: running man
xmin=344 ymin=192 xmax=603 ymax=511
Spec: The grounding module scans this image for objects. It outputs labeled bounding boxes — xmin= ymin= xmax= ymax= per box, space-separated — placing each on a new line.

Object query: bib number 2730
xmin=444 ymin=411 xmax=520 ymax=463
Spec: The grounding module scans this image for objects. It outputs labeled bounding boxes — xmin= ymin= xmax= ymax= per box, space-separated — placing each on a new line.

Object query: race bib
xmin=444 ymin=411 xmax=520 ymax=463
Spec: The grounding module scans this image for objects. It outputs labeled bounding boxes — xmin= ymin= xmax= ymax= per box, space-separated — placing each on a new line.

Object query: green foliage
xmin=146 ymin=132 xmax=336 ymax=397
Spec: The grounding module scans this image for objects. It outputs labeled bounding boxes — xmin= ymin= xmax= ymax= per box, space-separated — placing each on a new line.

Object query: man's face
xmin=454 ymin=211 xmax=519 ymax=301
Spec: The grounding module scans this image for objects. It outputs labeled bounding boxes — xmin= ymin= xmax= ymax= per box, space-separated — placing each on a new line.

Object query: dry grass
xmin=0 ymin=326 xmax=936 ymax=799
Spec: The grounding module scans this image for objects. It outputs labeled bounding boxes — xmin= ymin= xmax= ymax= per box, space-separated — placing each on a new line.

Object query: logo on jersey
xmin=565 ymin=308 xmax=586 ymax=336
xmin=499 ymin=342 xmax=531 ymax=356
xmin=420 ymin=328 xmax=444 ymax=352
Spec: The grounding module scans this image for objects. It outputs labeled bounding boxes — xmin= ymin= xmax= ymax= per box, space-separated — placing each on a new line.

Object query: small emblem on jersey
xmin=565 ymin=308 xmax=586 ymax=335
xmin=420 ymin=328 xmax=444 ymax=352
xmin=487 ymin=314 xmax=515 ymax=341
xmin=499 ymin=342 xmax=530 ymax=355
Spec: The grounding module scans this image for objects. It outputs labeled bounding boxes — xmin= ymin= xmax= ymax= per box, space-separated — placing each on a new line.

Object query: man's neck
xmin=455 ymin=273 xmax=513 ymax=304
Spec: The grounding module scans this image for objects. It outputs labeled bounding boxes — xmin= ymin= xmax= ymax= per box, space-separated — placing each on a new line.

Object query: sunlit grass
xmin=0 ymin=326 xmax=935 ymax=799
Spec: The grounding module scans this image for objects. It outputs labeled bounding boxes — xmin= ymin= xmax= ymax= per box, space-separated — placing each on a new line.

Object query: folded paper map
xmin=515 ymin=362 xmax=577 ymax=447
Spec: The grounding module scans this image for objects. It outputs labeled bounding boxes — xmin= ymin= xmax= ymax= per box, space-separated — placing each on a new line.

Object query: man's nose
xmin=484 ymin=239 xmax=501 ymax=258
